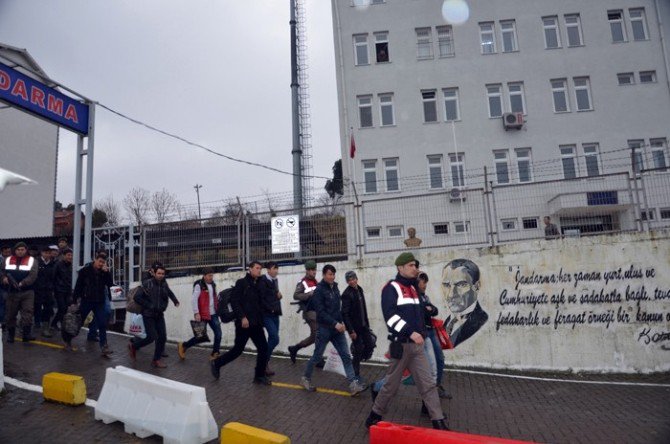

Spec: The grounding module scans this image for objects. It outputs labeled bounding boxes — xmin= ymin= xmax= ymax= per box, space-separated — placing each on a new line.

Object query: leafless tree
xmin=315 ymin=192 xmax=344 ymax=217
xmin=151 ymin=188 xmax=180 ymax=224
xmin=96 ymin=194 xmax=122 ymax=226
xmin=123 ymin=187 xmax=151 ymax=227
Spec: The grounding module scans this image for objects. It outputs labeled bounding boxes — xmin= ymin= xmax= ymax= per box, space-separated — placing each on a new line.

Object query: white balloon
xmin=0 ymin=167 xmax=37 ymax=192
xmin=442 ymin=0 xmax=470 ymax=25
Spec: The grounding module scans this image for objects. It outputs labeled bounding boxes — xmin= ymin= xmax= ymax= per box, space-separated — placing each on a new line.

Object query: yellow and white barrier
xmin=94 ymin=366 xmax=217 ymax=444
xmin=221 ymin=422 xmax=291 ymax=444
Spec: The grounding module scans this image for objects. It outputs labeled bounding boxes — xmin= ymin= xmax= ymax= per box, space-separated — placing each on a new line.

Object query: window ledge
xmin=576 ymin=108 xmax=594 ymax=112
xmin=481 ymin=52 xmax=498 ymax=55
xmin=423 ymin=121 xmax=440 ymax=125
xmin=380 ymin=124 xmax=397 ymax=128
xmin=376 ymin=61 xmax=392 ymax=65
xmin=417 ymin=56 xmax=434 ymax=61
xmin=445 ymin=119 xmax=462 ymax=123
xmin=544 ymin=46 xmax=563 ymax=50
xmin=355 ymin=63 xmax=371 ymax=67
xmin=438 ymin=54 xmax=456 ymax=59
xmin=358 ymin=126 xmax=375 ymax=130
xmin=567 ymin=45 xmax=585 ymax=48
xmin=502 ymin=49 xmax=520 ymax=54
xmin=553 ymin=110 xmax=571 ymax=114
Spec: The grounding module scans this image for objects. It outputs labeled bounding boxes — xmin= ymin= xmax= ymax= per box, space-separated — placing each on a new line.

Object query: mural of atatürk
xmin=441 ymin=259 xmax=488 ymax=347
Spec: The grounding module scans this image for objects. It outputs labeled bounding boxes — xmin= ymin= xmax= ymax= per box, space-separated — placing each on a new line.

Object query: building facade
xmin=331 ymin=0 xmax=670 ymax=252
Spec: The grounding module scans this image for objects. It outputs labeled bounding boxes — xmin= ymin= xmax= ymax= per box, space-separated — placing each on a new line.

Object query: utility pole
xmin=290 ymin=0 xmax=303 ymax=214
xmin=194 ymin=184 xmax=202 ymax=219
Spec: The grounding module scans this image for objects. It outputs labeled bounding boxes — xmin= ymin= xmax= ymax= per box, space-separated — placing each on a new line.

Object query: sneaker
xmin=128 ymin=341 xmax=136 ymax=360
xmin=301 ymin=376 xmax=316 ymax=392
xmin=364 ymin=411 xmax=382 ymax=429
xmin=210 ymin=361 xmax=220 ymax=380
xmin=288 ymin=345 xmax=298 ymax=364
xmin=178 ymin=342 xmax=186 ymax=360
xmin=253 ymin=376 xmax=272 ymax=386
xmin=101 ymin=345 xmax=113 ymax=358
xmin=349 ymin=380 xmax=366 ymax=396
xmin=151 ymin=360 xmax=167 ymax=368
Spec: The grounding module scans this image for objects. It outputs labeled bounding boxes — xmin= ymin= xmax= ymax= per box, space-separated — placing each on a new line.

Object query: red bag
xmin=431 ymin=318 xmax=454 ymax=350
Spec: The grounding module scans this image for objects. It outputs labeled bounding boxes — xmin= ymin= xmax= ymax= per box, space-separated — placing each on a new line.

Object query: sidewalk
xmin=2 ymin=330 xmax=670 ymax=443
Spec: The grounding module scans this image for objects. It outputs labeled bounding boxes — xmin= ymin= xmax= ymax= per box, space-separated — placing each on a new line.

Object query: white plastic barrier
xmin=94 ymin=366 xmax=218 ymax=444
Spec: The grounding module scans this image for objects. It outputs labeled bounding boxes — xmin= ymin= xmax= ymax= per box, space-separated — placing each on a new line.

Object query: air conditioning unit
xmin=449 ymin=187 xmax=466 ymax=202
xmin=502 ymin=112 xmax=524 ymax=130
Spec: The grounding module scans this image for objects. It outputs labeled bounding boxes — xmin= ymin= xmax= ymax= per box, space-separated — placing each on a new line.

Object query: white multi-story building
xmin=331 ymin=0 xmax=670 ymax=253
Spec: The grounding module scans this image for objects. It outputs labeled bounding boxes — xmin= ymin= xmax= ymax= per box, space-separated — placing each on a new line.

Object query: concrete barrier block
xmin=42 ymin=372 xmax=86 ymax=406
xmin=221 ymin=422 xmax=291 ymax=444
xmin=370 ymin=422 xmax=533 ymax=444
xmin=94 ymin=366 xmax=218 ymax=444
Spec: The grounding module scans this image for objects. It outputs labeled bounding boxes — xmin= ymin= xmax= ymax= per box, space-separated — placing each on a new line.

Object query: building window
xmin=384 ymin=158 xmax=399 ymax=192
xmin=573 ymin=77 xmax=592 ymax=111
xmin=433 ymin=223 xmax=449 ymax=235
xmin=641 ymin=210 xmax=655 ymax=221
xmin=560 ymin=145 xmax=578 ymax=179
xmin=543 ymin=16 xmax=561 ymax=49
xmin=565 ymin=14 xmax=583 ymax=47
xmin=617 ymin=73 xmax=635 ymax=85
xmin=366 ymin=227 xmax=381 ymax=238
xmin=353 ymin=34 xmax=369 ymax=66
xmin=363 ymin=160 xmax=377 ymax=193
xmin=551 ymin=79 xmax=569 ymax=112
xmin=416 ymin=27 xmax=433 ymax=60
xmin=454 ymin=221 xmax=470 ymax=233
xmin=508 ymin=82 xmax=526 ymax=114
xmin=379 ymin=93 xmax=395 ymax=126
xmin=650 ymin=139 xmax=668 ymax=169
xmin=449 ymin=153 xmax=465 ymax=188
xmin=494 ymin=150 xmax=510 ymax=184
xmin=374 ymin=32 xmax=389 ymax=63
xmin=428 ymin=155 xmax=444 ymax=189
xmin=629 ymin=8 xmax=648 ymax=41
xmin=501 ymin=218 xmax=517 ymax=231
xmin=388 ymin=226 xmax=404 ymax=238
xmin=422 ymin=90 xmax=437 ymax=123
xmin=436 ymin=25 xmax=454 ymax=57
xmin=608 ymin=10 xmax=626 ymax=43
xmin=583 ymin=143 xmax=600 ymax=177
xmin=515 ymin=148 xmax=532 ymax=183
xmin=660 ymin=208 xmax=670 ymax=220
xmin=357 ymin=95 xmax=373 ymax=128
xmin=628 ymin=140 xmax=645 ymax=173
xmin=500 ymin=20 xmax=518 ymax=52
xmin=479 ymin=22 xmax=496 ymax=54
xmin=639 ymin=71 xmax=657 ymax=83
xmin=443 ymin=87 xmax=460 ymax=121
xmin=522 ymin=217 xmax=538 ymax=229
xmin=487 ymin=84 xmax=503 ymax=118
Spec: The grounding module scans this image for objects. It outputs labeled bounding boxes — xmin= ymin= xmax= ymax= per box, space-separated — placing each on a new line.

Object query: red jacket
xmin=195 ymin=279 xmax=218 ymax=321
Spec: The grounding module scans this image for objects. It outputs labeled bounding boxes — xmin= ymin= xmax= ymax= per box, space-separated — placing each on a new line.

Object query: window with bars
xmin=416 ymin=27 xmax=433 ymax=60
xmin=617 ymin=73 xmax=635 ymax=85
xmin=433 ymin=223 xmax=449 ymax=235
xmin=640 ymin=71 xmax=657 ymax=83
xmin=522 ymin=218 xmax=538 ymax=229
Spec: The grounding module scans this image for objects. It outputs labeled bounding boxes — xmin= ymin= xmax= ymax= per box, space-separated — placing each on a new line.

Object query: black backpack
xmin=217 ymin=287 xmax=236 ymax=323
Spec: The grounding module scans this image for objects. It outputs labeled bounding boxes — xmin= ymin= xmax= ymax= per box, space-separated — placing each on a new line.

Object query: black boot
xmin=421 ymin=401 xmax=429 ymax=416
xmin=432 ymin=419 xmax=449 ymax=430
xmin=370 ymin=386 xmax=379 ymax=403
xmin=22 ymin=326 xmax=36 ymax=342
xmin=288 ymin=345 xmax=298 ymax=364
xmin=365 ymin=411 xmax=382 ymax=429
xmin=7 ymin=327 xmax=16 ymax=343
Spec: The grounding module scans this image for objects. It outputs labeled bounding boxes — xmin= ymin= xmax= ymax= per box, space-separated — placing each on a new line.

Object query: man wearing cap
xmin=341 ymin=270 xmax=374 ymax=381
xmin=287 ymin=260 xmax=319 ymax=363
xmin=0 ymin=244 xmax=11 ymax=331
xmin=365 ymin=252 xmax=448 ymax=430
xmin=34 ymin=246 xmax=56 ymax=338
xmin=51 ymin=248 xmax=73 ymax=332
xmin=1 ymin=242 xmax=39 ymax=343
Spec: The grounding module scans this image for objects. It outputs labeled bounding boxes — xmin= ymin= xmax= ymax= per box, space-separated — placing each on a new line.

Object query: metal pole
xmin=194 ymin=184 xmax=202 ymax=219
xmin=83 ymin=103 xmax=96 ymax=265
xmin=128 ymin=223 xmax=135 ymax=285
xmin=483 ymin=167 xmax=495 ymax=247
xmin=72 ymin=135 xmax=84 ymax=288
xmin=290 ymin=0 xmax=303 ymax=214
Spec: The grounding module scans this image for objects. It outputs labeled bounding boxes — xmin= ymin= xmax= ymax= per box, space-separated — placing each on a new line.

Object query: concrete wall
xmin=153 ymin=229 xmax=670 ymax=373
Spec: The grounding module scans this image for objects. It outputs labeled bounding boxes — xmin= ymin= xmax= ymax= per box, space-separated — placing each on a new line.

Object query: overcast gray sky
xmin=0 ymin=0 xmax=340 ymax=216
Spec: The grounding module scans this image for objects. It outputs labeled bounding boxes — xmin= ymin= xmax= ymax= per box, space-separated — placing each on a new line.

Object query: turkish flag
xmin=349 ymin=132 xmax=356 ymax=159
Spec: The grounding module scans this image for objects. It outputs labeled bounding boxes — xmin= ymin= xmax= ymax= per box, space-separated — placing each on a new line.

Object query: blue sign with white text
xmin=0 ymin=61 xmax=89 ymax=135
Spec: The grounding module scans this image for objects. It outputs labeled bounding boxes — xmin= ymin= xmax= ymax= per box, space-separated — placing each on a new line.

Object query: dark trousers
xmin=184 ymin=315 xmax=222 ymax=355
xmin=51 ymin=291 xmax=71 ymax=329
xmin=0 ymin=288 xmax=6 ymax=325
xmin=295 ymin=317 xmax=317 ymax=349
xmin=213 ymin=324 xmax=268 ymax=379
xmin=34 ymin=289 xmax=55 ymax=324
xmin=5 ymin=290 xmax=34 ymax=329
xmin=131 ymin=314 xmax=166 ymax=361
xmin=351 ymin=328 xmax=375 ymax=377
xmin=79 ymin=299 xmax=108 ymax=348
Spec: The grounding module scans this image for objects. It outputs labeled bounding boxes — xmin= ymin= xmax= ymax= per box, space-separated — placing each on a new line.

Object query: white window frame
xmin=453 ymin=221 xmax=470 ymax=234
xmin=427 ymin=154 xmax=444 ymax=190
xmin=617 ymin=72 xmax=635 ymax=85
xmin=436 ymin=25 xmax=455 ymax=57
xmin=443 ymin=87 xmax=460 ymax=121
xmin=357 ymin=95 xmax=373 ymax=128
xmin=422 ymin=90 xmax=438 ymax=123
xmin=639 ymin=71 xmax=657 ymax=83
xmin=500 ymin=20 xmax=518 ymax=53
xmin=387 ymin=226 xmax=404 ymax=238
xmin=449 ymin=153 xmax=465 ymax=188
xmin=479 ymin=22 xmax=496 ymax=54
xmin=501 ymin=218 xmax=518 ymax=231
xmin=416 ymin=27 xmax=433 ymax=60
xmin=353 ymin=34 xmax=369 ymax=66
xmin=543 ymin=16 xmax=561 ymax=49
xmin=522 ymin=217 xmax=539 ymax=230
xmin=374 ymin=31 xmax=389 ymax=63
xmin=608 ymin=10 xmax=627 ymax=43
xmin=515 ymin=147 xmax=533 ymax=183
xmin=508 ymin=82 xmax=526 ymax=114
xmin=494 ymin=150 xmax=510 ymax=184
xmin=433 ymin=222 xmax=449 ymax=235
xmin=650 ymin=138 xmax=668 ymax=170
xmin=560 ymin=145 xmax=578 ymax=179
xmin=379 ymin=93 xmax=395 ymax=126
xmin=582 ymin=143 xmax=601 ymax=177
xmin=365 ymin=226 xmax=382 ymax=239
xmin=564 ymin=14 xmax=583 ymax=47
xmin=362 ymin=159 xmax=378 ymax=193
xmin=551 ymin=79 xmax=570 ymax=113
xmin=487 ymin=84 xmax=503 ymax=118
xmin=629 ymin=8 xmax=648 ymax=41
xmin=383 ymin=157 xmax=400 ymax=192
xmin=660 ymin=208 xmax=670 ymax=220
xmin=573 ymin=77 xmax=593 ymax=111
xmin=628 ymin=139 xmax=645 ymax=174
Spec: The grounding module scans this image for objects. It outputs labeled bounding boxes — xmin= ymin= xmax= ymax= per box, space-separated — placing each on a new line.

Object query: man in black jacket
xmin=34 ymin=246 xmax=56 ymax=338
xmin=72 ymin=252 xmax=115 ymax=357
xmin=261 ymin=261 xmax=282 ymax=376
xmin=51 ymin=248 xmax=73 ymax=332
xmin=211 ymin=261 xmax=270 ymax=385
xmin=128 ymin=262 xmax=179 ymax=368
xmin=341 ymin=271 xmax=375 ymax=381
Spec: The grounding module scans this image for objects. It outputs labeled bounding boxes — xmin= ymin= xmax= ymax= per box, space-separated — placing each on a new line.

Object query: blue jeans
xmin=80 ymin=299 xmax=108 ymax=348
xmin=87 ymin=296 xmax=112 ymax=340
xmin=304 ymin=326 xmax=356 ymax=382
xmin=427 ymin=329 xmax=445 ymax=385
xmin=263 ymin=315 xmax=280 ymax=360
xmin=184 ymin=315 xmax=222 ymax=354
xmin=373 ymin=335 xmax=441 ymax=391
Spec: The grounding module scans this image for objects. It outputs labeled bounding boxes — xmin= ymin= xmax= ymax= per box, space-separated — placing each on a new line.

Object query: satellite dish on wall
xmin=0 ymin=167 xmax=37 ymax=192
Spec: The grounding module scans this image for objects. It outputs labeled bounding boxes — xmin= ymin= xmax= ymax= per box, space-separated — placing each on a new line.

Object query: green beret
xmin=395 ymin=252 xmax=417 ymax=266
xmin=304 ymin=260 xmax=317 ymax=270
xmin=13 ymin=241 xmax=28 ymax=251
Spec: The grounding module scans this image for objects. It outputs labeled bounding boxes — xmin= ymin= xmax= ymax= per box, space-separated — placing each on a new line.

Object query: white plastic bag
xmin=323 ymin=347 xmax=346 ymax=377
xmin=128 ymin=314 xmax=146 ymax=339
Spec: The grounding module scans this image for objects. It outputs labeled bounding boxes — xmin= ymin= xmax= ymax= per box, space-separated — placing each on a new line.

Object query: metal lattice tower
xmin=295 ymin=0 xmax=313 ymax=206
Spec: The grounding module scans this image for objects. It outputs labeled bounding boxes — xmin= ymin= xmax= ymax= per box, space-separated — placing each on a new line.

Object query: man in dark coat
xmin=341 ymin=270 xmax=375 ymax=381
xmin=34 ymin=246 xmax=56 ymax=338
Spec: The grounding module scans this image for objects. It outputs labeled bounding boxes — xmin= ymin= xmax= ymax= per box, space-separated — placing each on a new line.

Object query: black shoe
xmin=315 ymin=358 xmax=326 ymax=369
xmin=370 ymin=387 xmax=378 ymax=403
xmin=22 ymin=327 xmax=36 ymax=342
xmin=432 ymin=419 xmax=449 ymax=430
xmin=161 ymin=353 xmax=169 ymax=358
xmin=7 ymin=328 xmax=15 ymax=343
xmin=210 ymin=361 xmax=220 ymax=380
xmin=288 ymin=345 xmax=298 ymax=364
xmin=421 ymin=401 xmax=429 ymax=416
xmin=253 ymin=376 xmax=272 ymax=386
xmin=365 ymin=411 xmax=382 ymax=429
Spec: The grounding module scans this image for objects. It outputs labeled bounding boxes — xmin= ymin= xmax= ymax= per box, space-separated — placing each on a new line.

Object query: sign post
xmin=271 ymin=215 xmax=301 ymax=254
